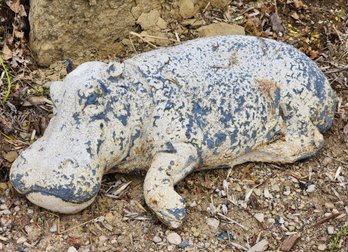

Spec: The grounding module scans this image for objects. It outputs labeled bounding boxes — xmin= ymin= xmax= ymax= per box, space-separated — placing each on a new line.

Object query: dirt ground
xmin=0 ymin=0 xmax=347 ymax=251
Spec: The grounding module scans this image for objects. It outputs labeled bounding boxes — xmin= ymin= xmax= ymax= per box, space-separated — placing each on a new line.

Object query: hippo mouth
xmin=10 ymin=173 xmax=100 ymax=213
xmin=26 ymin=191 xmax=97 ymax=214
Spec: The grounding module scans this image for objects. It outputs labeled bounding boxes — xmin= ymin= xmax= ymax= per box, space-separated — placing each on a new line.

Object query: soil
xmin=0 ymin=0 xmax=347 ymax=251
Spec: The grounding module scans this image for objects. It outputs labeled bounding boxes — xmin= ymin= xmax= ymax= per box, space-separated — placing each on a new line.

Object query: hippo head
xmin=10 ymin=61 xmax=128 ymax=213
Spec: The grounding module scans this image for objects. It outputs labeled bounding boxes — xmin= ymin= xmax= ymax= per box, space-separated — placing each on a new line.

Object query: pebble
xmin=254 ymin=213 xmax=265 ymax=222
xmin=67 ymin=246 xmax=78 ymax=252
xmin=264 ymin=188 xmax=273 ymax=199
xmin=105 ymin=212 xmax=114 ymax=223
xmin=317 ymin=244 xmax=327 ymax=251
xmin=306 ymin=184 xmax=315 ymax=193
xmin=254 ymin=188 xmax=261 ymax=196
xmin=327 ymin=226 xmax=334 ymax=234
xmin=283 ymin=186 xmax=291 ymax=196
xmin=288 ymin=225 xmax=295 ymax=232
xmin=189 ymin=201 xmax=197 ymax=207
xmin=206 ymin=218 xmax=220 ymax=229
xmin=153 ymin=235 xmax=162 ymax=243
xmin=322 ymin=157 xmax=332 ymax=166
xmin=49 ymin=223 xmax=57 ymax=233
xmin=233 ymin=184 xmax=242 ymax=192
xmin=3 ymin=151 xmax=18 ymax=162
xmin=99 ymin=235 xmax=108 ymax=243
xmin=16 ymin=237 xmax=27 ymax=244
xmin=277 ymin=216 xmax=285 ymax=224
xmin=167 ymin=232 xmax=182 ymax=245
xmin=325 ymin=202 xmax=335 ymax=209
xmin=178 ymin=240 xmax=190 ymax=249
xmin=271 ymin=184 xmax=280 ymax=192
xmin=179 ymin=0 xmax=195 ymax=18
xmin=248 ymin=239 xmax=268 ymax=252
xmin=1 ymin=210 xmax=11 ymax=215
xmin=332 ymin=208 xmax=339 ymax=214
xmin=24 ymin=225 xmax=33 ymax=233
xmin=221 ymin=204 xmax=228 ymax=214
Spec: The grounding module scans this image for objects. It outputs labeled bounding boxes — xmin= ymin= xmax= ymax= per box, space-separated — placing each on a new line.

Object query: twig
xmin=0 ymin=55 xmax=12 ymax=104
xmin=324 ymin=67 xmax=348 ymax=74
xmin=0 ymin=130 xmax=12 ymax=140
xmin=202 ymin=2 xmax=211 ymax=13
xmin=59 ymin=216 xmax=103 ymax=234
xmin=279 ymin=234 xmax=301 ymax=252
xmin=312 ymin=212 xmax=340 ymax=227
xmin=327 ymin=155 xmax=348 ymax=165
xmin=134 ymin=33 xmax=177 ymax=43
xmin=244 ymin=208 xmax=267 ymax=230
xmin=230 ymin=241 xmax=248 ymax=251
xmin=217 ymin=213 xmax=248 ymax=230
xmin=128 ymin=35 xmax=138 ymax=54
xmin=129 ymin=32 xmax=157 ymax=48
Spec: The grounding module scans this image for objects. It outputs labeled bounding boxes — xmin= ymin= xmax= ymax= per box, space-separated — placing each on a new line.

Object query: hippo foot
xmin=144 ymin=143 xmax=198 ymax=229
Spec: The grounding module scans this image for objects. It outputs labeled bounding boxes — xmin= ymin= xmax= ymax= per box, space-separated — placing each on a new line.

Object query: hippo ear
xmin=49 ymin=81 xmax=65 ymax=107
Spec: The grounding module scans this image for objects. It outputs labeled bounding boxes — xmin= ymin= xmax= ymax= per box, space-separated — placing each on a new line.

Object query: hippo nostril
xmin=10 ymin=173 xmax=27 ymax=194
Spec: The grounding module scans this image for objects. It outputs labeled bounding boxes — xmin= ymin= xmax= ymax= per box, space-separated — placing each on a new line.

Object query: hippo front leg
xmin=229 ymin=120 xmax=324 ymax=168
xmin=144 ymin=143 xmax=199 ymax=229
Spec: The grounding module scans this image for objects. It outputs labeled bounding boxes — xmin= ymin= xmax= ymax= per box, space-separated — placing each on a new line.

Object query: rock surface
xmin=197 ymin=23 xmax=245 ymax=37
xmin=29 ymin=0 xmax=210 ymax=66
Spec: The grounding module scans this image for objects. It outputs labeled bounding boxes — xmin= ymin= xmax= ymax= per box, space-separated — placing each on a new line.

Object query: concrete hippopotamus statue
xmin=10 ymin=35 xmax=336 ymax=228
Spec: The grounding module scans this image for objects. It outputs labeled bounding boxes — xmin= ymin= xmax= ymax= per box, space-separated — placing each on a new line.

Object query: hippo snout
xmin=10 ymin=138 xmax=103 ymax=213
xmin=11 ymin=171 xmax=100 ymax=213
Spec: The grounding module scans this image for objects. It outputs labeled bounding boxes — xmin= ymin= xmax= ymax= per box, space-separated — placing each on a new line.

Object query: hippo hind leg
xmin=228 ymin=117 xmax=324 ymax=169
xmin=144 ymin=143 xmax=199 ymax=229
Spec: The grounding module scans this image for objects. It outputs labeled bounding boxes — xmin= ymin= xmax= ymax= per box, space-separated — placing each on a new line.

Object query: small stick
xmin=128 ymin=35 xmax=138 ymax=54
xmin=217 ymin=213 xmax=248 ymax=230
xmin=312 ymin=212 xmax=340 ymax=227
xmin=59 ymin=216 xmax=103 ymax=234
xmin=129 ymin=32 xmax=157 ymax=48
xmin=230 ymin=241 xmax=248 ymax=251
xmin=279 ymin=234 xmax=301 ymax=252
xmin=135 ymin=33 xmax=177 ymax=43
xmin=324 ymin=67 xmax=348 ymax=74
xmin=202 ymin=2 xmax=211 ymax=13
xmin=326 ymin=155 xmax=348 ymax=165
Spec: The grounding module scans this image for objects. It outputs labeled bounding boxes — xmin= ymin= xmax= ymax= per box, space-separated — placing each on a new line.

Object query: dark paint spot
xmin=167 ymin=207 xmax=186 ymax=220
xmin=97 ymin=139 xmax=104 ymax=154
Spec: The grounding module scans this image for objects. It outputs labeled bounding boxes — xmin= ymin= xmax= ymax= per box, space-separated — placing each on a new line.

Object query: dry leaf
xmin=293 ymin=0 xmax=306 ymax=9
xmin=24 ymin=96 xmax=53 ymax=106
xmin=270 ymin=13 xmax=285 ymax=33
xmin=291 ymin=12 xmax=300 ymax=20
xmin=18 ymin=4 xmax=27 ymax=17
xmin=248 ymin=239 xmax=268 ymax=252
xmin=6 ymin=0 xmax=21 ymax=14
xmin=343 ymin=123 xmax=348 ymax=135
xmin=2 ymin=44 xmax=13 ymax=60
xmin=14 ymin=30 xmax=24 ymax=39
